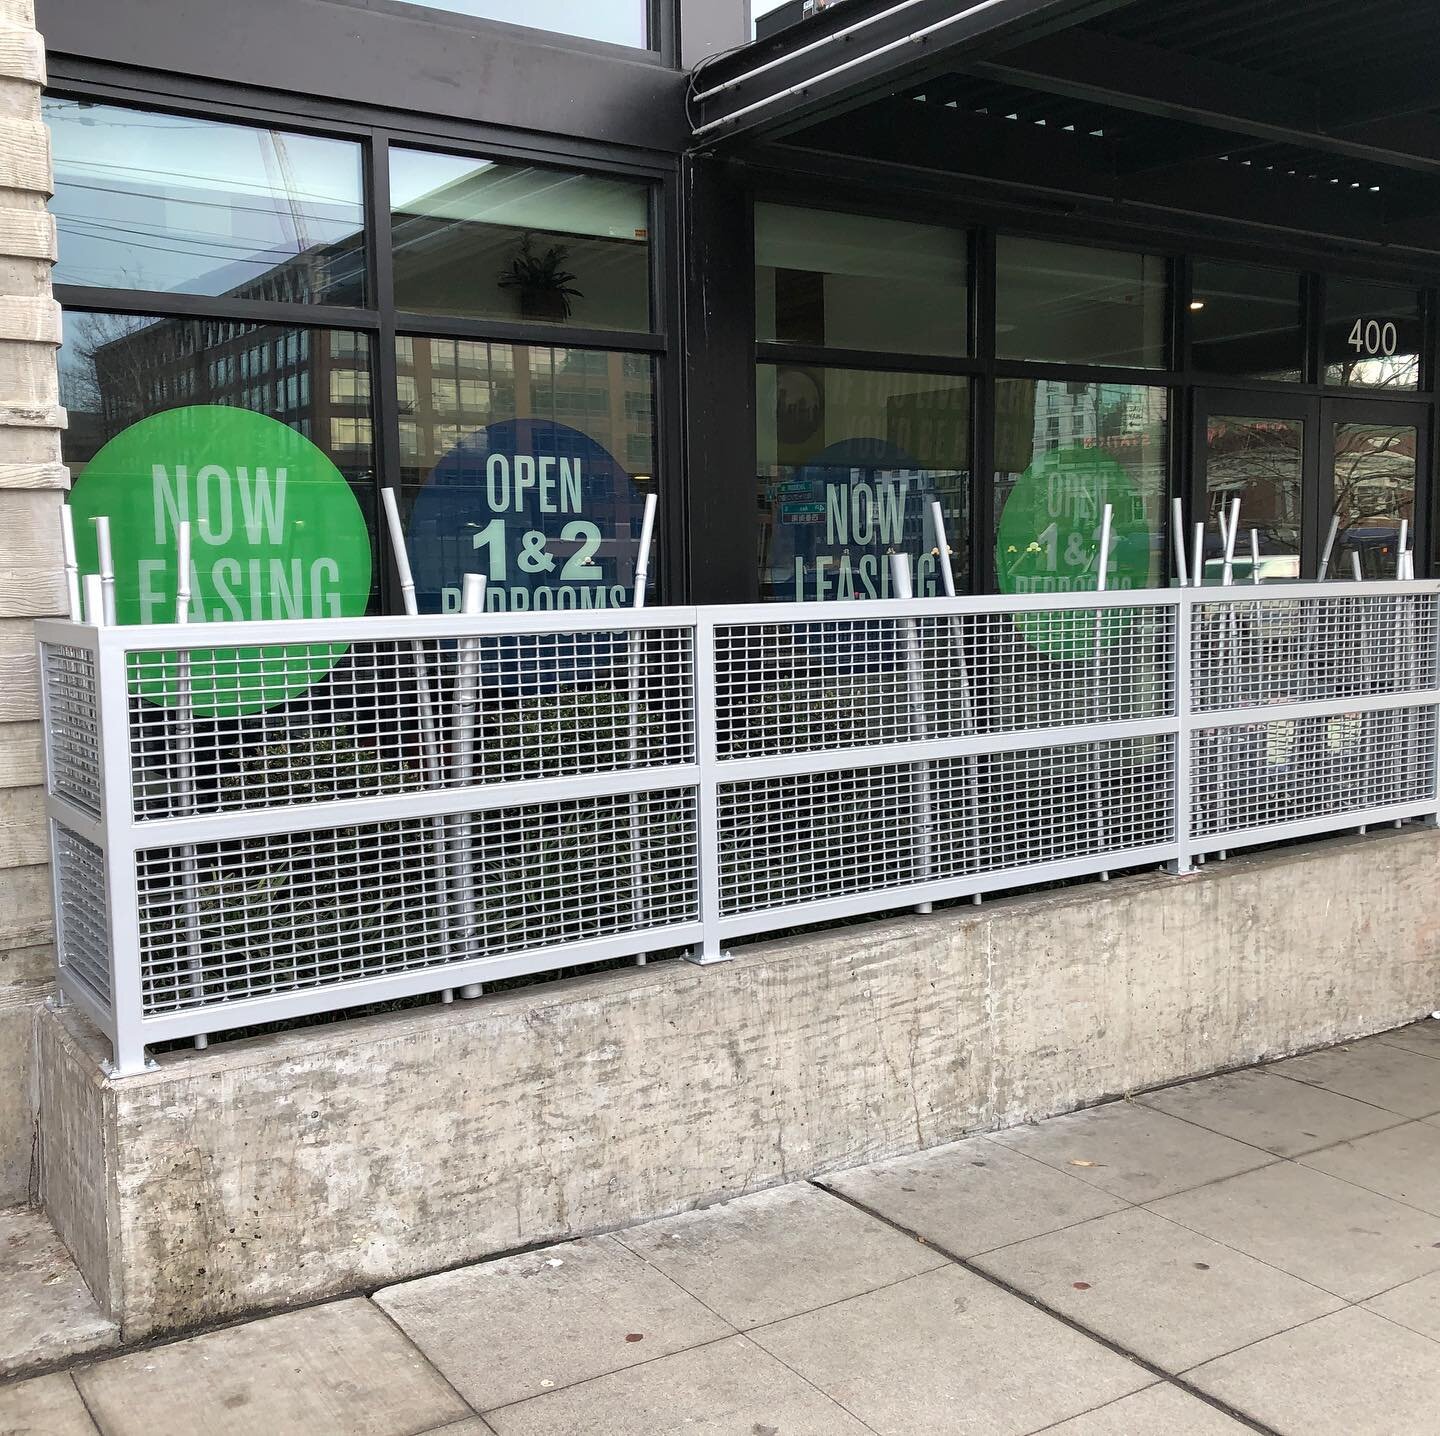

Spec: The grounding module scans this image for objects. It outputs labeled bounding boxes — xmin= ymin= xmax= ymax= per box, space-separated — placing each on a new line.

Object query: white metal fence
xmin=38 ymin=580 xmax=1440 ymax=1075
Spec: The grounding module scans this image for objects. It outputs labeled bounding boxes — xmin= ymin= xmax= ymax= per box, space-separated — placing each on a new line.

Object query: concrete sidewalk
xmin=4 ymin=1020 xmax=1440 ymax=1436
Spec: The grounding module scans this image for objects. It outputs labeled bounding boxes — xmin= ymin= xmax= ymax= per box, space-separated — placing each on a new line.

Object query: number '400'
xmin=1348 ymin=318 xmax=1399 ymax=357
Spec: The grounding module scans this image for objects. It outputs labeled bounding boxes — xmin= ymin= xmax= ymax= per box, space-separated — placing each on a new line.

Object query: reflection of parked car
xmin=1201 ymin=552 xmax=1301 ymax=584
xmin=1339 ymin=527 xmax=1408 ymax=580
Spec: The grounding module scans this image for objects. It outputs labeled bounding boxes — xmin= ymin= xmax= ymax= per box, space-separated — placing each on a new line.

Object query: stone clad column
xmin=0 ymin=0 xmax=68 ymax=1205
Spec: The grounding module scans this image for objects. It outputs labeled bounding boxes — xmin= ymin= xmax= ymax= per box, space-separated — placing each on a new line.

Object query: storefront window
xmin=58 ymin=311 xmax=379 ymax=619
xmin=993 ymin=382 xmax=1168 ymax=594
xmin=756 ymin=365 xmax=970 ymax=602
xmin=398 ymin=336 xmax=655 ymax=612
xmin=997 ymin=237 xmax=1166 ymax=368
xmin=45 ymin=98 xmax=366 ymax=305
xmin=1191 ymin=261 xmax=1304 ymax=382
xmin=390 ymin=148 xmax=651 ymax=331
xmin=1324 ymin=278 xmax=1422 ymax=390
xmin=755 ymin=203 xmax=969 ymax=357
xmin=384 ymin=1 xmax=648 ymax=48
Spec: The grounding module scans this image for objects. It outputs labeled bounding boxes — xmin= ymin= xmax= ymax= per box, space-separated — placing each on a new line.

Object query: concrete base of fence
xmin=35 ymin=825 xmax=1440 ymax=1339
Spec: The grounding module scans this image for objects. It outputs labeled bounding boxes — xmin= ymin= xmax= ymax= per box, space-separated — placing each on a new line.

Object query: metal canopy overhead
xmin=689 ymin=0 xmax=1440 ymax=260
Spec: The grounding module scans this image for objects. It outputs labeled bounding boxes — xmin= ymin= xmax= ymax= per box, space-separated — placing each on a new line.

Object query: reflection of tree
xmin=1205 ymin=420 xmax=1301 ymax=554
xmin=1332 ymin=423 xmax=1414 ymax=576
xmin=63 ymin=312 xmax=202 ymax=449
xmin=1328 ymin=354 xmax=1420 ymax=390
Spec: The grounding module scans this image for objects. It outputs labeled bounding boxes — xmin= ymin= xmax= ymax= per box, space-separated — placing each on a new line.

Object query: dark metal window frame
xmin=47 ymin=67 xmax=684 ymax=611
xmin=746 ymin=170 xmax=1440 ymax=595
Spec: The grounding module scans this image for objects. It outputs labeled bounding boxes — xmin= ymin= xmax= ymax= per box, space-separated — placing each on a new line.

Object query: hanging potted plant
xmin=498 ymin=233 xmax=584 ymax=322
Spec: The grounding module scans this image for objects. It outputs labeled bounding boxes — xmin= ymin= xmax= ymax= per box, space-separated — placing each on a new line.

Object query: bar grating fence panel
xmin=53 ymin=822 xmax=112 ymax=1009
xmin=714 ymin=604 xmax=1175 ymax=761
xmin=43 ymin=643 xmax=102 ymax=818
xmin=1192 ymin=594 xmax=1439 ymax=712
xmin=125 ymin=627 xmax=696 ymax=819
xmin=1191 ymin=707 xmax=1437 ymax=838
xmin=35 ymin=582 xmax=1440 ymax=1071
xmin=135 ymin=788 xmax=700 ymax=1014
xmin=718 ymin=737 xmax=1175 ymax=915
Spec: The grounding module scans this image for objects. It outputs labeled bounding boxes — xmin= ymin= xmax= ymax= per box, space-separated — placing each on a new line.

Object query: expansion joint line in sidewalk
xmin=809 ymin=1178 xmax=1285 ymax=1436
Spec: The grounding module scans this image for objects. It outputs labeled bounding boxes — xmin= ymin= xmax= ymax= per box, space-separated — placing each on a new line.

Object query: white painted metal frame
xmin=36 ymin=579 xmax=1440 ymax=1076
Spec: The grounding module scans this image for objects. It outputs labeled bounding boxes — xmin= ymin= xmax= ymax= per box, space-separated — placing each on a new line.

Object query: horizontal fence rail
xmin=38 ymin=582 xmax=1440 ymax=1075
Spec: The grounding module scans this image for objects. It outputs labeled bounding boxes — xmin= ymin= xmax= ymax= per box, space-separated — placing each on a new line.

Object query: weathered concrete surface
xmin=36 ymin=826 xmax=1440 ymax=1337
xmin=0 ymin=1203 xmax=118 ymax=1377
xmin=0 ymin=942 xmax=51 ymax=1204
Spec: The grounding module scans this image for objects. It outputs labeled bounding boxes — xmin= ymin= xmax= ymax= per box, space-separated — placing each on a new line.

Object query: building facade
xmin=3 ymin=0 xmax=1440 ymax=1204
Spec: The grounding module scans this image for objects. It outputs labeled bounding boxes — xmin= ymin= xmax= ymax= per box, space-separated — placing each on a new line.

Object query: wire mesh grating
xmin=43 ymin=644 xmax=102 ymax=818
xmin=125 ymin=627 xmax=695 ymax=820
xmin=1191 ymin=594 xmax=1439 ymax=713
xmin=713 ymin=606 xmax=1175 ymax=761
xmin=1191 ymin=705 xmax=1437 ymax=838
xmin=53 ymin=822 xmax=112 ymax=1008
xmin=134 ymin=787 xmax=700 ymax=1014
xmin=718 ymin=736 xmax=1176 ymax=915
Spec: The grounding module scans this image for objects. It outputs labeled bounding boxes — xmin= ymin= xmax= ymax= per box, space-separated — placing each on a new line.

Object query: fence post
xmin=687 ymin=609 xmax=730 ymax=965
xmin=94 ymin=628 xmax=151 ymax=1076
xmin=1168 ymin=589 xmax=1193 ymax=875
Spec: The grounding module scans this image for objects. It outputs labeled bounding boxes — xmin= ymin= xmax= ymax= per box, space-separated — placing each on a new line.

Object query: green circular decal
xmin=995 ymin=446 xmax=1153 ymax=658
xmin=69 ymin=406 xmax=373 ymax=718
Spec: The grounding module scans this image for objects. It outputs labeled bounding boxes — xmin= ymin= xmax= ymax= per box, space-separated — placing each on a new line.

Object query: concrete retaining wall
xmin=37 ymin=826 xmax=1440 ymax=1338
xmin=0 ymin=0 xmax=66 ymax=1207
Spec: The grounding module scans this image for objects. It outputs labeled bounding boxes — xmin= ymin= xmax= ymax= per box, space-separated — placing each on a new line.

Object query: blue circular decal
xmin=407 ymin=418 xmax=648 ymax=612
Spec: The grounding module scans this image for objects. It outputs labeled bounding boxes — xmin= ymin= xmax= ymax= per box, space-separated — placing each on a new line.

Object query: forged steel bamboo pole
xmin=890 ymin=551 xmax=934 ymax=914
xmin=1094 ymin=504 xmax=1113 ymax=881
xmin=1319 ymin=514 xmax=1340 ymax=580
xmin=92 ymin=515 xmax=116 ymax=625
xmin=454 ymin=571 xmax=486 ymax=1000
xmin=1250 ymin=530 xmax=1261 ymax=585
xmin=82 ymin=572 xmax=103 ymax=626
xmin=1216 ymin=499 xmax=1241 ymax=860
xmin=172 ymin=523 xmax=207 ymax=1050
xmin=930 ymin=500 xmax=984 ymax=904
xmin=380 ymin=487 xmax=451 ymax=989
xmin=1191 ymin=522 xmax=1204 ymax=588
xmin=60 ymin=504 xmax=81 ymax=621
xmin=1171 ymin=497 xmax=1189 ymax=587
xmin=628 ymin=494 xmax=660 ymax=965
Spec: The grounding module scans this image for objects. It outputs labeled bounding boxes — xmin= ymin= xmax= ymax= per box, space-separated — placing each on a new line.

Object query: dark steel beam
xmin=968 ymin=27 xmax=1440 ymax=178
xmin=689 ymin=0 xmax=1138 ymax=146
xmin=781 ymin=96 xmax=1440 ymax=259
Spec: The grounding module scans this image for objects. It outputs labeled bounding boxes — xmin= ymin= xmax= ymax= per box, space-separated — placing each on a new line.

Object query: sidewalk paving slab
xmin=821 ymin=1134 xmax=1127 ymax=1257
xmin=417 ymin=1422 xmax=497 ymax=1435
xmin=0 ymin=1371 xmax=99 ymax=1434
xmin=747 ymin=1263 xmax=1152 ymax=1436
xmin=0 ymin=1205 xmax=119 ymax=1378
xmin=972 ymin=1206 xmax=1343 ymax=1372
xmin=1264 ymin=1041 xmax=1440 ymax=1118
xmin=483 ymin=1334 xmax=874 ymax=1436
xmin=1362 ymin=1270 xmax=1440 ymax=1342
xmin=613 ymin=1181 xmax=944 ymax=1329
xmin=374 ymin=1234 xmax=733 ymax=1413
xmin=987 ymin=1102 xmax=1274 ymax=1203
xmin=1187 ymin=1306 xmax=1440 ymax=1436
xmin=1135 ymin=1067 xmax=1403 ymax=1157
xmin=1147 ymin=1161 xmax=1440 ymax=1302
xmin=72 ymin=1298 xmax=470 ymax=1436
xmin=1373 ymin=1019 xmax=1440 ymax=1059
xmin=1037 ymin=1383 xmax=1253 ymax=1434
xmin=1297 ymin=1120 xmax=1440 ymax=1214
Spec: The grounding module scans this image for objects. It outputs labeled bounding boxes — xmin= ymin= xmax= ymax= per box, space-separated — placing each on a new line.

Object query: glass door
xmin=1322 ymin=399 xmax=1427 ymax=579
xmin=1193 ymin=392 xmax=1317 ymax=583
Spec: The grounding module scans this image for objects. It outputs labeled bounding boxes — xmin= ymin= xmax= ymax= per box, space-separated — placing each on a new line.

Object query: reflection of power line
xmin=54 ymin=179 xmax=361 ymax=228
xmin=54 ymin=158 xmax=357 ymax=208
xmin=55 ymin=214 xmax=319 ymax=259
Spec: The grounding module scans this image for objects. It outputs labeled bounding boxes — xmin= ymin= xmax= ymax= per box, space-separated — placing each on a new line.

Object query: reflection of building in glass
xmin=61 ymin=308 xmax=364 ymax=474
xmin=395 ymin=339 xmax=653 ymax=481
